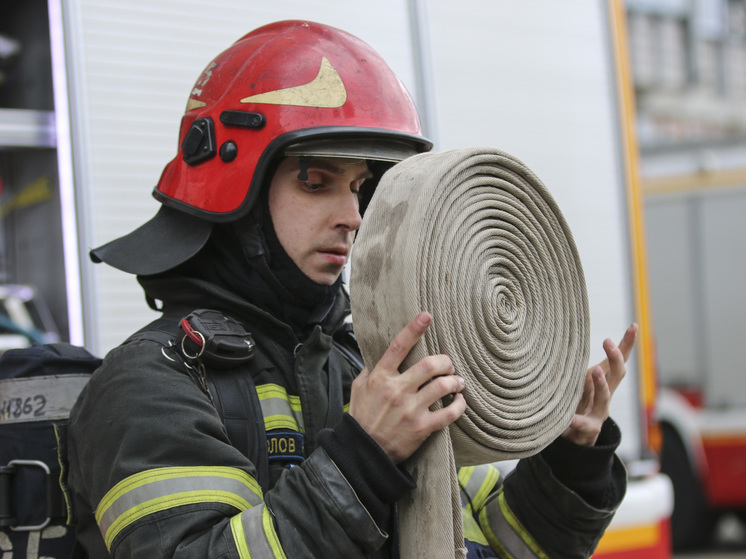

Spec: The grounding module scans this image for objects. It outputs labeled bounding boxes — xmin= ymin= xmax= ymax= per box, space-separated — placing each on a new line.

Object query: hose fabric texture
xmin=349 ymin=146 xmax=591 ymax=559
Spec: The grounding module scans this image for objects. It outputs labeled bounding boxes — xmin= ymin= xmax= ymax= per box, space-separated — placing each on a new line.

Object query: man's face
xmin=268 ymin=156 xmax=372 ymax=286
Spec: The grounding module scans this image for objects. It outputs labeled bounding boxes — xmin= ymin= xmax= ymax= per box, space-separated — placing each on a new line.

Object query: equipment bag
xmin=0 ymin=343 xmax=100 ymax=559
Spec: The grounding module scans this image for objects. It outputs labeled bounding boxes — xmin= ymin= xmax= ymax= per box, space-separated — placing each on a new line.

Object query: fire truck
xmin=642 ymin=138 xmax=746 ymax=550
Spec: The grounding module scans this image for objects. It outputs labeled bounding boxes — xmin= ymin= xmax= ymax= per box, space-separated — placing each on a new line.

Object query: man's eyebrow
xmin=307 ymin=159 xmax=374 ymax=179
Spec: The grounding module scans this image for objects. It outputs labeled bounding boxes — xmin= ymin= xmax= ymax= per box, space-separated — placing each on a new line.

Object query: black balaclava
xmin=151 ymin=157 xmax=395 ymax=336
xmin=166 ymin=188 xmax=341 ymax=339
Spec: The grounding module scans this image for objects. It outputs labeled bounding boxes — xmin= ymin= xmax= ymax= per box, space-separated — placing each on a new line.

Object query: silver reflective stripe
xmin=482 ymin=492 xmax=546 ymax=559
xmin=460 ymin=464 xmax=500 ymax=512
xmin=256 ymin=384 xmax=304 ymax=432
xmin=231 ymin=503 xmax=286 ymax=558
xmin=0 ymin=374 xmax=89 ymax=425
xmin=96 ymin=466 xmax=262 ymax=551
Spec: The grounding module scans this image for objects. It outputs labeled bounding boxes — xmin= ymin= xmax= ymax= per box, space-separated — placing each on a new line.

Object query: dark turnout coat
xmin=67 ymin=276 xmax=627 ymax=558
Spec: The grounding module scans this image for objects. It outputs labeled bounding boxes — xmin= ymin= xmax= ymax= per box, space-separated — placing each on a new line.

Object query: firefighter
xmin=67 ymin=20 xmax=634 ymax=558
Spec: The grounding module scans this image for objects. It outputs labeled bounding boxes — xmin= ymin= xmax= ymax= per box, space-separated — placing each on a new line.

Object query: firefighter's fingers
xmin=589 ymin=365 xmax=612 ymax=420
xmin=404 ymin=354 xmax=456 ymax=391
xmin=575 ymin=366 xmax=596 ymax=415
xmin=349 ymin=370 xmax=465 ymax=463
xmin=414 ymin=368 xmax=465 ymax=408
xmin=348 ymin=312 xmax=467 ymax=464
xmin=563 ymin=366 xmax=608 ymax=446
xmin=427 ymin=392 xmax=467 ymax=431
xmin=603 ymin=337 xmax=627 ymax=395
xmin=617 ymin=322 xmax=639 ymax=363
xmin=596 ymin=323 xmax=638 ymax=375
xmin=562 ymin=414 xmax=603 ymax=446
xmin=373 ymin=312 xmax=432 ymax=375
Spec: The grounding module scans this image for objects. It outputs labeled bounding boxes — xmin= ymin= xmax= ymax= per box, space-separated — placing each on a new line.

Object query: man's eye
xmin=304 ymin=182 xmax=324 ymax=191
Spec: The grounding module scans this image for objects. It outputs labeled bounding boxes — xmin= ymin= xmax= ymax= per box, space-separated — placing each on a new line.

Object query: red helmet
xmin=91 ymin=20 xmax=432 ymax=275
xmin=155 ymin=19 xmax=432 ymax=221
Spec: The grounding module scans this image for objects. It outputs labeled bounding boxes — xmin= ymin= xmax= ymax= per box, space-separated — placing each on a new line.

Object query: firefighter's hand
xmin=349 ymin=312 xmax=467 ymax=464
xmin=562 ymin=323 xmax=638 ymax=446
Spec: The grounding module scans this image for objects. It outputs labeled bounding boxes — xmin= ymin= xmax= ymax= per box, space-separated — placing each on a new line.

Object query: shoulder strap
xmin=326 ymin=323 xmax=362 ymax=428
xmin=125 ymin=315 xmax=181 ymax=345
xmin=325 ymin=350 xmax=344 ymax=428
xmin=333 ymin=322 xmax=365 ymax=372
xmin=205 ymin=368 xmax=270 ymax=493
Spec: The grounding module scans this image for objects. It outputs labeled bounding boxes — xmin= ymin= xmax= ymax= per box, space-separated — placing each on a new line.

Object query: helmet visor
xmin=284 ymin=138 xmax=419 ymax=163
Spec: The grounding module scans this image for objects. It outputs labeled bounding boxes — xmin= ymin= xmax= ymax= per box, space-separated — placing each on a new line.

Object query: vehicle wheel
xmin=660 ymin=423 xmax=718 ymax=550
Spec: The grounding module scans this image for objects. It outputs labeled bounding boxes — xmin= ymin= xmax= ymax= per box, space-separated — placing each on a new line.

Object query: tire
xmin=660 ymin=423 xmax=719 ymax=550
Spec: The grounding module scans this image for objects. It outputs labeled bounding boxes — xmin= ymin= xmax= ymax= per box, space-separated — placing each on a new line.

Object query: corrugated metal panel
xmin=68 ymin=0 xmax=416 ymax=353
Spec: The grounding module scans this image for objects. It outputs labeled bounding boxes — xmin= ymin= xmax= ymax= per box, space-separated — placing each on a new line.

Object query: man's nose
xmin=334 ymin=191 xmax=363 ymax=231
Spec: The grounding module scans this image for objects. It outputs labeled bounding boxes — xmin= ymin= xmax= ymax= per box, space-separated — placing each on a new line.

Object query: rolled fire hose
xmin=349 ymin=146 xmax=591 ymax=558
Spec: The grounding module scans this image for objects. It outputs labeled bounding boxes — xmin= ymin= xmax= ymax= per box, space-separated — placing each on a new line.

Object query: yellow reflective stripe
xmin=106 ymin=490 xmax=248 ymax=550
xmin=256 ymin=384 xmax=301 ymax=410
xmin=458 ymin=466 xmax=475 ymax=490
xmin=96 ymin=467 xmax=261 ymax=551
xmin=462 ymin=503 xmax=490 ymax=546
xmin=230 ymin=514 xmax=252 ymax=559
xmin=459 ymin=466 xmax=476 ymax=513
xmin=479 ymin=505 xmax=515 ymax=559
xmin=97 ymin=466 xmax=260 ymax=517
xmin=262 ymin=505 xmax=286 ymax=557
xmin=496 ymin=490 xmax=549 ymax=559
xmin=230 ymin=504 xmax=287 ymax=558
xmin=264 ymin=414 xmax=300 ymax=431
xmin=256 ymin=383 xmax=350 ymax=431
xmin=459 ymin=464 xmax=500 ymax=512
xmin=472 ymin=465 xmax=500 ymax=511
xmin=256 ymin=384 xmax=303 ymax=432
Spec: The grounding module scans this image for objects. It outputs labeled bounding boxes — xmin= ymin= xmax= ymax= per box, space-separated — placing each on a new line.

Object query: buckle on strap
xmin=0 ymin=459 xmax=52 ymax=531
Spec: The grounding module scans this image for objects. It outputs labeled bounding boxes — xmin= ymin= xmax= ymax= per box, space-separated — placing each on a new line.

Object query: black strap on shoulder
xmin=205 ymin=370 xmax=270 ymax=493
xmin=334 ymin=323 xmax=365 ymax=372
xmin=326 ymin=324 xmax=363 ymax=429
xmin=125 ymin=316 xmax=181 ymax=345
xmin=326 ymin=350 xmax=344 ymax=429
xmin=126 ymin=330 xmax=175 ymax=346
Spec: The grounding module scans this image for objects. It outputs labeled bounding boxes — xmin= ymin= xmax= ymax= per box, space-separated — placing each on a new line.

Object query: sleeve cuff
xmin=540 ymin=417 xmax=623 ymax=508
xmin=317 ymin=414 xmax=415 ymax=525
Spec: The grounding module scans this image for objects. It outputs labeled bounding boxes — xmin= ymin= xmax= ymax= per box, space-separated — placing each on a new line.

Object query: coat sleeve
xmin=464 ymin=421 xmax=628 ymax=559
xmin=67 ymin=340 xmax=390 ymax=559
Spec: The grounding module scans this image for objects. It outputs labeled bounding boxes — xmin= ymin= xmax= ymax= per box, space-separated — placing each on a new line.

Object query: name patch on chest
xmin=266 ymin=431 xmax=305 ymax=462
